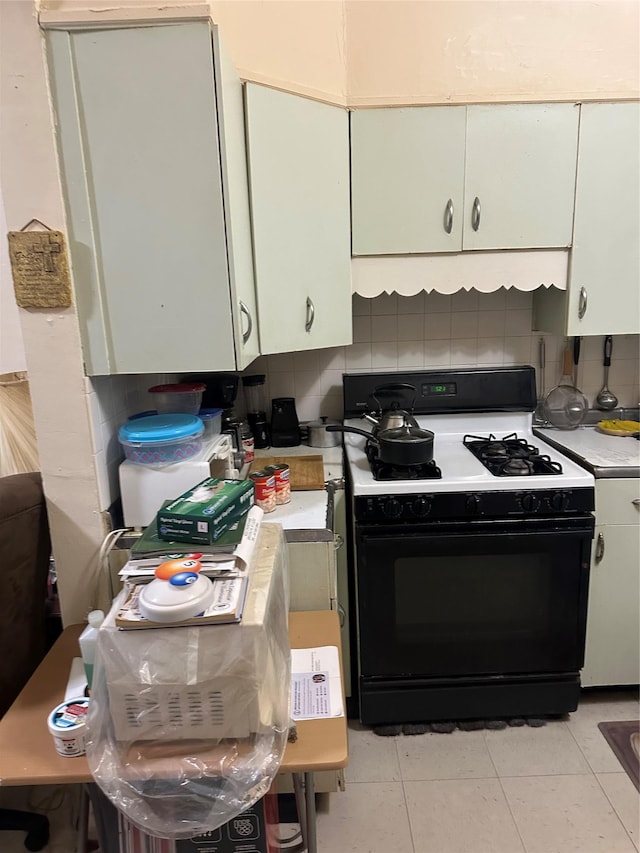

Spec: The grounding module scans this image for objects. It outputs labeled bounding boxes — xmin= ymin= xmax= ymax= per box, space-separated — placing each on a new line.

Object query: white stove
xmin=344 ymin=411 xmax=596 ymax=497
xmin=340 ymin=367 xmax=597 ymax=727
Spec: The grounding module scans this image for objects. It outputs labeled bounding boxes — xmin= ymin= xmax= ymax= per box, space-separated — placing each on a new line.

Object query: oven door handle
xmin=594 ymin=532 xmax=605 ymax=564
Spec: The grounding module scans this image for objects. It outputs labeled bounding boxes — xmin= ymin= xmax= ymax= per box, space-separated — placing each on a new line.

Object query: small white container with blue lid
xmin=47 ymin=697 xmax=90 ymax=756
xmin=118 ymin=413 xmax=205 ymax=466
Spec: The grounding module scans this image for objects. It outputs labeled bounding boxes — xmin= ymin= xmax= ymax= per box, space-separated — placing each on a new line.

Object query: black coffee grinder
xmin=187 ymin=373 xmax=239 ymax=432
xmin=241 ymin=375 xmax=270 ymax=449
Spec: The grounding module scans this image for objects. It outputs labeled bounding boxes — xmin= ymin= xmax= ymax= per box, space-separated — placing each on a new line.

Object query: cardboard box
xmin=175 ymin=791 xmax=280 ymax=853
xmin=158 ymin=477 xmax=254 ymax=544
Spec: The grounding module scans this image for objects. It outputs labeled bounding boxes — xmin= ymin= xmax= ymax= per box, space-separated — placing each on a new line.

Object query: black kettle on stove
xmin=270 ymin=397 xmax=301 ymax=447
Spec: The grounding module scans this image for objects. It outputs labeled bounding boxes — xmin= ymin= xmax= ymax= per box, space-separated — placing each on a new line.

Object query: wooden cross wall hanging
xmin=7 ymin=220 xmax=73 ymax=309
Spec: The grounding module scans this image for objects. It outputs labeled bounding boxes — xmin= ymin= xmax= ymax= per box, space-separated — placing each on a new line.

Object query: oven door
xmin=356 ymin=517 xmax=593 ymax=680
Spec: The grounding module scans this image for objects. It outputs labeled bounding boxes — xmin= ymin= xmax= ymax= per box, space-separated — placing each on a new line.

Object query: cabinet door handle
xmin=305 ymin=296 xmax=315 ymax=332
xmin=443 ymin=199 xmax=454 ymax=234
xmin=471 ymin=196 xmax=481 ymax=231
xmin=595 ymin=532 xmax=605 ymax=564
xmin=578 ymin=287 xmax=588 ymax=319
xmin=239 ymin=300 xmax=252 ymax=345
xmin=632 ymin=499 xmax=640 ymax=507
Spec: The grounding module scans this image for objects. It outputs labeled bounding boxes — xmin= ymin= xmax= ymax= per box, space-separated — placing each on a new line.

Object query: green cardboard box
xmin=157 ymin=477 xmax=254 ymax=544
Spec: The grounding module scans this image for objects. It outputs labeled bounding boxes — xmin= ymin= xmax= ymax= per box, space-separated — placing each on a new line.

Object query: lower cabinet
xmin=582 ymin=479 xmax=640 ymax=687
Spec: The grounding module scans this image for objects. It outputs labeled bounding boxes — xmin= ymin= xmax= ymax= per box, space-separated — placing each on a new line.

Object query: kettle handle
xmin=372 ymin=383 xmax=417 ymax=414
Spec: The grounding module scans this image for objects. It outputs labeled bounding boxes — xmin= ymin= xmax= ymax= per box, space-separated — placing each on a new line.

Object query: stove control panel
xmin=355 ymin=488 xmax=594 ymax=522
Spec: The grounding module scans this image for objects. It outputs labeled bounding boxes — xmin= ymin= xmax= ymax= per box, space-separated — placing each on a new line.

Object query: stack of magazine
xmin=115 ymin=504 xmax=263 ymax=630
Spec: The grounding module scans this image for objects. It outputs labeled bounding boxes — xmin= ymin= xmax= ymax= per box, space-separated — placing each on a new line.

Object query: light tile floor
xmin=1 ymin=690 xmax=638 ymax=852
xmin=315 ymin=689 xmax=640 ymax=853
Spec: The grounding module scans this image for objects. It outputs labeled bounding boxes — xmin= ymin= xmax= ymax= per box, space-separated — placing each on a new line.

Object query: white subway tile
xmin=353 ymin=315 xmax=372 ymax=343
xmin=424 ymin=340 xmax=451 ymax=367
xmin=478 ymin=288 xmax=507 ymax=311
xmin=398 ymin=292 xmax=425 ymax=314
xmin=505 ymin=309 xmax=533 ymax=336
xmin=397 ymin=341 xmax=425 ymax=368
xmin=321 ymin=369 xmax=345 ymax=397
xmin=268 ymin=372 xmax=295 ymax=398
xmin=316 ymin=347 xmax=346 ymax=371
xmin=371 ymin=293 xmax=398 ymax=315
xmin=293 ymin=350 xmax=320 ymax=372
xmin=372 ymin=314 xmax=398 ymax=342
xmin=397 ymin=313 xmax=424 ymax=341
xmin=478 ymin=310 xmax=506 ymax=338
xmin=503 ymin=336 xmax=533 ymax=365
xmin=268 ymin=353 xmax=293 ymax=372
xmin=451 ymin=289 xmax=479 ymax=312
xmin=450 ymin=338 xmax=478 ymax=365
xmin=425 ymin=312 xmax=452 ymax=341
xmin=294 ymin=370 xmax=323 ymax=398
xmin=371 ymin=342 xmax=398 ymax=369
xmin=352 ymin=294 xmax=372 ymax=316
xmin=451 ymin=311 xmax=478 ymax=338
xmin=345 ymin=343 xmax=372 ymax=370
xmin=424 ymin=291 xmax=452 ymax=314
xmin=477 ymin=337 xmax=505 ymax=365
xmin=505 ymin=288 xmax=533 ymax=309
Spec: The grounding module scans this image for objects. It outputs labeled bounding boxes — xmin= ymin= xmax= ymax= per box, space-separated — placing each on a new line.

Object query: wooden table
xmin=0 ymin=610 xmax=347 ymax=853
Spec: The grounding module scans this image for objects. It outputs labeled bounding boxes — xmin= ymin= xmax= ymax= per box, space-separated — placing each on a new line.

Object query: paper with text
xmin=290 ymin=645 xmax=344 ymax=720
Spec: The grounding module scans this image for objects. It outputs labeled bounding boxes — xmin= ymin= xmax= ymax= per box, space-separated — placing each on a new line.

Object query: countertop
xmin=253 ymin=443 xmax=343 ymax=536
xmin=534 ymin=424 xmax=640 ymax=479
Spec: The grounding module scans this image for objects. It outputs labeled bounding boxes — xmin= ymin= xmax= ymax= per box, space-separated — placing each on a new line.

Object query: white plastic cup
xmin=47 ymin=697 xmax=89 ymax=756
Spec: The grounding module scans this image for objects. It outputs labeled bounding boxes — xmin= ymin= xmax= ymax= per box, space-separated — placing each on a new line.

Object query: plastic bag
xmin=86 ymin=523 xmax=290 ymax=840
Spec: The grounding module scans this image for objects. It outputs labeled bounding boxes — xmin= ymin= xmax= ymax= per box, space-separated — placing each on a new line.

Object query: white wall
xmin=0 ymin=190 xmax=27 ymax=374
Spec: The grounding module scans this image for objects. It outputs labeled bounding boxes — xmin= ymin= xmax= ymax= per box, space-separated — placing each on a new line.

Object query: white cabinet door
xmin=245 ymin=84 xmax=352 ymax=354
xmin=47 ymin=23 xmax=258 ymax=374
xmin=463 ymin=104 xmax=579 ymax=250
xmin=582 ymin=479 xmax=640 ymax=687
xmin=350 ymin=107 xmax=466 ymax=255
xmin=566 ymin=103 xmax=640 ymax=336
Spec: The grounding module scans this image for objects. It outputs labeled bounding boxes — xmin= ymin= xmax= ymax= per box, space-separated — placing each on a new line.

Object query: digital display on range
xmin=423 ymin=382 xmax=457 ymax=397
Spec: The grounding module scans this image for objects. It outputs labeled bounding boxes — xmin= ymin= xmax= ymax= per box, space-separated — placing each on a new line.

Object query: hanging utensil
xmin=595 ymin=336 xmax=619 ymax=411
xmin=542 ymin=346 xmax=588 ymax=430
xmin=534 ymin=337 xmax=546 ymax=421
xmin=572 ymin=336 xmax=581 ymax=389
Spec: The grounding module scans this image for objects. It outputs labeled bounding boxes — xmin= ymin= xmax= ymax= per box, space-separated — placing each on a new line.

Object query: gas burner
xmin=366 ymin=444 xmax=442 ymax=481
xmin=464 ymin=433 xmax=563 ymax=477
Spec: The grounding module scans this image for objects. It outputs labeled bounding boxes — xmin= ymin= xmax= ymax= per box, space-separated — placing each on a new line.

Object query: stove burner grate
xmin=366 ymin=443 xmax=442 ymax=481
xmin=463 ymin=432 xmax=563 ymax=477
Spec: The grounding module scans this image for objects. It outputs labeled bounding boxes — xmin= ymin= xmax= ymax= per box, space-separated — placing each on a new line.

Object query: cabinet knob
xmin=578 ymin=287 xmax=588 ymax=319
xmin=595 ymin=531 xmax=605 ymax=564
xmin=305 ymin=296 xmax=315 ymax=333
xmin=443 ymin=199 xmax=454 ymax=234
xmin=471 ymin=196 xmax=481 ymax=232
xmin=239 ymin=300 xmax=253 ymax=344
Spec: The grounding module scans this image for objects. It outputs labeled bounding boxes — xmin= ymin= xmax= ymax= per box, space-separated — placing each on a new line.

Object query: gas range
xmin=342 ymin=365 xmax=595 ymax=523
xmin=340 ymin=367 xmax=596 ymax=726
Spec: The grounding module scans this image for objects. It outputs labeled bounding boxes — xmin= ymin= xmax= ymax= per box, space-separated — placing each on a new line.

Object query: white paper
xmin=65 ymin=657 xmax=88 ymax=700
xmin=290 ymin=645 xmax=344 ymax=720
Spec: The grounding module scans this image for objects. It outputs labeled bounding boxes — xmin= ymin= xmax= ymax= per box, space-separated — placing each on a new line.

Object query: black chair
xmin=0 ymin=473 xmax=52 ymax=851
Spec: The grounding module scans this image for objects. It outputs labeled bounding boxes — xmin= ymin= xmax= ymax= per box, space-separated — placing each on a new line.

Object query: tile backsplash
xmin=87 ymin=288 xmax=639 ymax=511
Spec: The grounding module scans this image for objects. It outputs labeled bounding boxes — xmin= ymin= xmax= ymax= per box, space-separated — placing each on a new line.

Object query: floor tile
xmin=570 ymin=689 xmax=640 ymax=723
xmin=502 ymin=773 xmax=637 ymax=853
xmin=596 ymin=773 xmax=640 ymax=850
xmin=316 ymin=781 xmax=414 ymax=853
xmin=397 ymin=729 xmax=496 ymax=781
xmin=404 ymin=778 xmax=524 ymax=853
xmin=345 ymin=721 xmax=401 ymax=783
xmin=485 ymin=720 xmax=591 ymax=777
xmin=567 ymin=716 xmax=632 ymax=773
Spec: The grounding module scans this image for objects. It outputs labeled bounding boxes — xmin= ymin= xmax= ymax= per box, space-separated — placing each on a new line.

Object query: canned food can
xmin=266 ymin=463 xmax=291 ymax=505
xmin=250 ymin=469 xmax=276 ymax=513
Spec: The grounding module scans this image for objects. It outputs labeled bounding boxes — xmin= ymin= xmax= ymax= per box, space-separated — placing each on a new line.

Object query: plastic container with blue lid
xmin=198 ymin=407 xmax=223 ymax=440
xmin=118 ymin=414 xmax=205 ymax=466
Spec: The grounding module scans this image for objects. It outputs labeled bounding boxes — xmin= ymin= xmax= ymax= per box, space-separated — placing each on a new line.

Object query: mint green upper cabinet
xmin=351 ymin=103 xmax=579 ymax=255
xmin=566 ymin=103 xmax=640 ymax=336
xmin=47 ymin=23 xmax=259 ymax=375
xmin=351 ymin=107 xmax=467 ymax=254
xmin=464 ymin=104 xmax=579 ymax=250
xmin=245 ymin=84 xmax=352 ymax=354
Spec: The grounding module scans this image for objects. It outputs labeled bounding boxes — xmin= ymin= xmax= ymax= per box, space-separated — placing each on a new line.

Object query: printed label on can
xmin=250 ymin=470 xmax=276 ymax=512
xmin=242 ymin=437 xmax=255 ymax=464
xmin=266 ymin=463 xmax=291 ymax=504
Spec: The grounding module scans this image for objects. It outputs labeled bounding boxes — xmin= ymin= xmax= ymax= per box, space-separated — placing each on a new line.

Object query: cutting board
xmin=248 ymin=455 xmax=325 ymax=490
